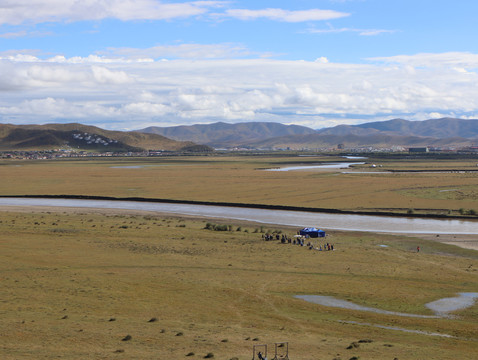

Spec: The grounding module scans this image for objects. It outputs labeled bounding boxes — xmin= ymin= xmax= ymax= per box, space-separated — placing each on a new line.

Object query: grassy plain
xmin=1 ymin=154 xmax=478 ymax=359
xmin=1 ymin=154 xmax=478 ymax=216
xmin=1 ymin=208 xmax=477 ymax=360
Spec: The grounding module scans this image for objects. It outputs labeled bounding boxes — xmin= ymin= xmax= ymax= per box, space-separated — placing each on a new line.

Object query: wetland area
xmin=1 ymin=155 xmax=477 ymax=359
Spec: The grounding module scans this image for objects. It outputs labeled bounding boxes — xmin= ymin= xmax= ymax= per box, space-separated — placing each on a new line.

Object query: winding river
xmin=0 ymin=197 xmax=477 ymax=235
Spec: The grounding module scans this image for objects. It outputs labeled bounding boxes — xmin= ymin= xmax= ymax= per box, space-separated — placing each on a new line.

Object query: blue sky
xmin=1 ymin=0 xmax=478 ymax=130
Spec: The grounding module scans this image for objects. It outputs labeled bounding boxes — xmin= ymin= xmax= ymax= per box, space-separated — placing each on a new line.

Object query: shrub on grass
xmin=215 ymin=224 xmax=229 ymax=231
xmin=204 ymin=223 xmax=230 ymax=231
xmin=205 ymin=222 xmax=214 ymax=230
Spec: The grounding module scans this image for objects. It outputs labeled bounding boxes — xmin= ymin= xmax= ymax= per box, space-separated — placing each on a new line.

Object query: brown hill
xmin=0 ymin=123 xmax=206 ymax=152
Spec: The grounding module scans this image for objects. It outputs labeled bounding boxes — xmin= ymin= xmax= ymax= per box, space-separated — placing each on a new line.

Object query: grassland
xmin=1 ymin=154 xmax=477 ymax=359
xmin=1 ymin=154 xmax=478 ymax=217
xmin=0 ymin=208 xmax=477 ymax=359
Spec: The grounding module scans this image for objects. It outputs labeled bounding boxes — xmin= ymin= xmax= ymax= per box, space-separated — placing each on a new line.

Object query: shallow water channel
xmin=0 ymin=197 xmax=477 ymax=235
xmin=295 ymin=293 xmax=478 ymax=318
xmin=265 ymin=162 xmax=365 ymax=171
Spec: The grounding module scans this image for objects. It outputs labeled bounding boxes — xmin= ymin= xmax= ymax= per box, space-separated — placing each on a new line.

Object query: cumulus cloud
xmin=1 ymin=51 xmax=478 ymax=129
xmin=220 ymin=8 xmax=349 ymax=22
xmin=91 ymin=66 xmax=132 ymax=84
xmin=315 ymin=57 xmax=329 ymax=63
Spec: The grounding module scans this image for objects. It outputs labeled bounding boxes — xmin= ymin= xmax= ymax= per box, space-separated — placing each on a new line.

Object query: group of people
xmin=262 ymin=233 xmax=335 ymax=251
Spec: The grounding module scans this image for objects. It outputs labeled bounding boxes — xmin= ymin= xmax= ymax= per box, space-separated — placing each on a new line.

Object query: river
xmin=0 ymin=197 xmax=477 ymax=235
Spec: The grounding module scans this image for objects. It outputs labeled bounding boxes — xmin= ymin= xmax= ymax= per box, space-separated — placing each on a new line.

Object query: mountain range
xmin=0 ymin=118 xmax=477 ymax=152
xmin=139 ymin=121 xmax=316 ymax=148
xmin=139 ymin=118 xmax=478 ymax=149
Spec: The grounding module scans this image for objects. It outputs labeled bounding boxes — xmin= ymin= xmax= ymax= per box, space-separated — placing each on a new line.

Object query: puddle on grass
xmin=295 ymin=293 xmax=478 ymax=318
xmin=265 ymin=162 xmax=365 ymax=171
xmin=294 ymin=295 xmax=438 ymax=318
xmin=425 ymin=292 xmax=478 ymax=315
xmin=295 ymin=293 xmax=478 ymax=338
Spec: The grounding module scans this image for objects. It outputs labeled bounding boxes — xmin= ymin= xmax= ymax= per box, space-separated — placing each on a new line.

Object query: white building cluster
xmin=72 ymin=132 xmax=118 ymax=146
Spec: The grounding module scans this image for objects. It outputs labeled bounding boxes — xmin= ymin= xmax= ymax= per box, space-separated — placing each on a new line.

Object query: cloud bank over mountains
xmin=0 ymin=1 xmax=477 ymax=130
xmin=1 ymin=52 xmax=477 ymax=130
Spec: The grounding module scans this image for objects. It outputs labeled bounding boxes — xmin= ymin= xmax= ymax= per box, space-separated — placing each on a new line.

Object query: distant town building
xmin=409 ymin=147 xmax=429 ymax=153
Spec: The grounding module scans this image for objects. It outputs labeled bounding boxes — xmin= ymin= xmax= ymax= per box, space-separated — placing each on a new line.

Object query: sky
xmin=1 ymin=0 xmax=478 ymax=131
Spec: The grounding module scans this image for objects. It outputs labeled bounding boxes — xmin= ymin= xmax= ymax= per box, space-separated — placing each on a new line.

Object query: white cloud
xmin=369 ymin=52 xmax=478 ymax=70
xmin=0 ymin=0 xmax=227 ymax=25
xmin=1 ymin=51 xmax=478 ymax=129
xmin=0 ymin=30 xmax=28 ymax=39
xmin=307 ymin=24 xmax=396 ymax=36
xmin=220 ymin=8 xmax=349 ymax=22
xmin=91 ymin=66 xmax=132 ymax=84
xmin=0 ymin=53 xmax=154 ymax=64
xmin=103 ymin=43 xmax=253 ymax=60
xmin=315 ymin=57 xmax=329 ymax=64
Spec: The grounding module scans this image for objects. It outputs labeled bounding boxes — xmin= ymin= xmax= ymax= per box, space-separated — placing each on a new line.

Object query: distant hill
xmin=245 ymin=133 xmax=473 ymax=150
xmin=0 ymin=123 xmax=207 ymax=152
xmin=2 ymin=118 xmax=477 ymax=152
xmin=137 ymin=118 xmax=478 ymax=149
xmin=318 ymin=117 xmax=478 ymax=139
xmin=258 ymin=118 xmax=478 ymax=149
xmin=138 ymin=121 xmax=317 ymax=148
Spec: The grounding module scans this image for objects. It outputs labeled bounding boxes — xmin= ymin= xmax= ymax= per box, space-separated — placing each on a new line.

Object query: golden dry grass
xmin=1 ymin=209 xmax=477 ymax=359
xmin=1 ymin=155 xmax=478 ymax=216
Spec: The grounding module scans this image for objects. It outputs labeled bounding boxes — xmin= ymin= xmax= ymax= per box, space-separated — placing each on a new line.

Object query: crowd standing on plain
xmin=262 ymin=233 xmax=334 ymax=251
